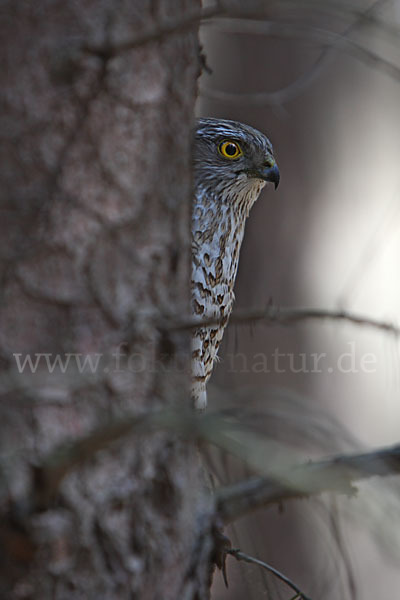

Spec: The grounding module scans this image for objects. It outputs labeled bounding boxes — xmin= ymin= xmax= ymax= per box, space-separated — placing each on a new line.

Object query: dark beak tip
xmin=251 ymin=164 xmax=280 ymax=188
xmin=267 ymin=164 xmax=280 ymax=190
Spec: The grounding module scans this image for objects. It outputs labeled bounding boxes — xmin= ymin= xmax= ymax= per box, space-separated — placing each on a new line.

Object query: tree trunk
xmin=0 ymin=2 xmax=212 ymax=598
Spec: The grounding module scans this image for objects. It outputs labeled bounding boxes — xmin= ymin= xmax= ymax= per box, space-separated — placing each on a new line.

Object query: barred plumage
xmin=191 ymin=118 xmax=279 ymax=409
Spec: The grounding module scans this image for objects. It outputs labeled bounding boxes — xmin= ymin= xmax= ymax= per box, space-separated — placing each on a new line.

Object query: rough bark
xmin=0 ymin=2 xmax=213 ymax=598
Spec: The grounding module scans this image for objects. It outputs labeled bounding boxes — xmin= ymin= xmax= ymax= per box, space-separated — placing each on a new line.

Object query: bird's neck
xmin=192 ymin=183 xmax=263 ymax=288
xmin=193 ymin=180 xmax=264 ymax=237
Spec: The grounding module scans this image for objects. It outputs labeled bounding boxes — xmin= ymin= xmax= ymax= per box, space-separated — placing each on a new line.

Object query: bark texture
xmin=0 ymin=2 xmax=212 ymax=598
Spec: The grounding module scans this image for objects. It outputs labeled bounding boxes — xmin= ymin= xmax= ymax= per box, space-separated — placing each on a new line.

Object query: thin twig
xmin=200 ymin=49 xmax=332 ymax=107
xmin=271 ymin=0 xmax=398 ymax=42
xmin=201 ymin=0 xmax=400 ymax=106
xmin=217 ymin=443 xmax=400 ymax=523
xmin=201 ymin=0 xmax=377 ymax=106
xmin=206 ymin=17 xmax=400 ymax=80
xmin=168 ymin=305 xmax=400 ymax=336
xmin=228 ymin=548 xmax=312 ymax=600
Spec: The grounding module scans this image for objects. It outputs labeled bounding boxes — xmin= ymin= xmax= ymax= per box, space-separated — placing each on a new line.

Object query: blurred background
xmin=197 ymin=1 xmax=400 ymax=598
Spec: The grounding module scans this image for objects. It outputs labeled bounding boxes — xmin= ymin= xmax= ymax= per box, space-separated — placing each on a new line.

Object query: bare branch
xmin=168 ymin=305 xmax=400 ymax=336
xmin=217 ymin=443 xmax=400 ymax=523
xmin=228 ymin=548 xmax=312 ymax=600
xmin=200 ymin=49 xmax=332 ymax=107
xmin=274 ymin=0 xmax=398 ymax=42
xmin=215 ymin=19 xmax=400 ymax=78
xmin=201 ymin=0 xmax=400 ymax=106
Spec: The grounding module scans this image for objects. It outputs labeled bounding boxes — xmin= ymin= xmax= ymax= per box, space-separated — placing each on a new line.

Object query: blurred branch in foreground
xmin=217 ymin=443 xmax=400 ymax=523
xmin=9 ymin=403 xmax=400 ymax=525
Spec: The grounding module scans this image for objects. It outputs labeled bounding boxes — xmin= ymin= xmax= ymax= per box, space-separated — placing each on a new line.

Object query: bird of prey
xmin=191 ymin=118 xmax=280 ymax=409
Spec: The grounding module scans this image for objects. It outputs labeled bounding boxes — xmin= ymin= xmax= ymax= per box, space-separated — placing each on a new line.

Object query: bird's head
xmin=193 ymin=118 xmax=279 ymax=204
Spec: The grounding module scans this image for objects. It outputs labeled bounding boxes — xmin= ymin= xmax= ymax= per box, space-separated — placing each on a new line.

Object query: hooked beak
xmin=257 ymin=162 xmax=280 ymax=189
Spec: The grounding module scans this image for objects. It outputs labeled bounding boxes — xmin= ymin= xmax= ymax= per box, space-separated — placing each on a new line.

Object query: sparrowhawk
xmin=191 ymin=118 xmax=279 ymax=409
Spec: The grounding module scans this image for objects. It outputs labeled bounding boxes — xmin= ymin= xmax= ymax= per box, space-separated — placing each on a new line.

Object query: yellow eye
xmin=218 ymin=140 xmax=243 ymax=159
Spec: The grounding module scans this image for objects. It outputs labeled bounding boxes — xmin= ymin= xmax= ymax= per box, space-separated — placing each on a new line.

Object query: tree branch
xmin=217 ymin=443 xmax=400 ymax=523
xmin=228 ymin=548 xmax=312 ymax=600
xmin=168 ymin=305 xmax=400 ymax=336
xmin=201 ymin=0 xmax=400 ymax=106
xmin=207 ymin=17 xmax=400 ymax=80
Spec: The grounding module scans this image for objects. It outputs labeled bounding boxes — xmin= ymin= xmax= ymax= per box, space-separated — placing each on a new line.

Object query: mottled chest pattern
xmin=191 ymin=182 xmax=264 ymax=311
xmin=190 ymin=182 xmax=265 ymax=409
